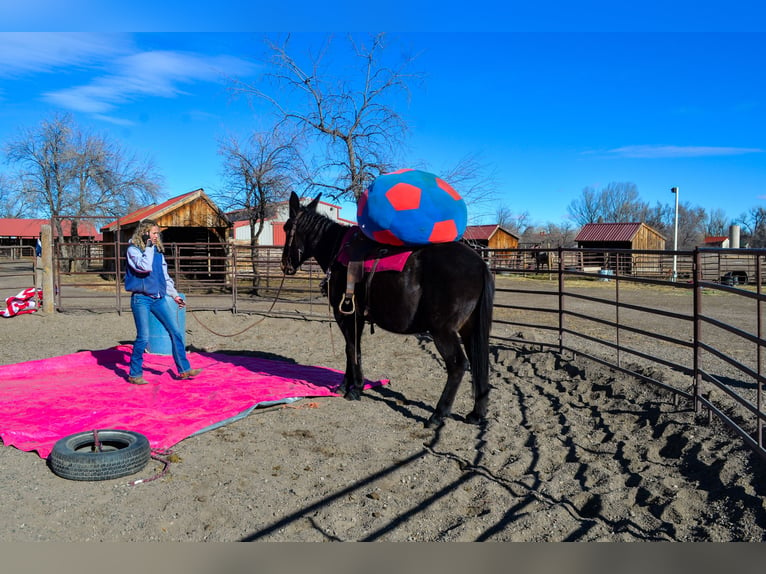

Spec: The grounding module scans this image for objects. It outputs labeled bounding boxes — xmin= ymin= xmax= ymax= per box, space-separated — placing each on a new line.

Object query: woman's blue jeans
xmin=129 ymin=293 xmax=191 ymax=377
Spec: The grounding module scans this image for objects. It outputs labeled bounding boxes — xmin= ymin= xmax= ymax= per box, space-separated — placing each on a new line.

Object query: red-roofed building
xmin=575 ymin=222 xmax=666 ymax=275
xmin=0 ymin=218 xmax=101 ymax=249
xmin=461 ymin=224 xmax=519 ymax=250
xmin=703 ymin=236 xmax=730 ymax=248
xmin=575 ymin=222 xmax=665 ymax=250
xmin=100 ymin=189 xmax=231 ymax=277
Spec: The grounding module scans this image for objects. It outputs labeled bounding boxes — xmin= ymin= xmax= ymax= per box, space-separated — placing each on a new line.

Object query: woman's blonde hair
xmin=131 ymin=219 xmax=164 ymax=252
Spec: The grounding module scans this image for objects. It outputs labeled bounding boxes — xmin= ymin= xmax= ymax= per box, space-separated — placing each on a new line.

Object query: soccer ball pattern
xmin=357 ymin=169 xmax=467 ymax=246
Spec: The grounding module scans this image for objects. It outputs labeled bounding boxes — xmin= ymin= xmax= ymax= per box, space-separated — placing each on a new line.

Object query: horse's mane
xmin=298 ymin=206 xmax=344 ymax=235
xmin=296 ymin=205 xmax=350 ymax=260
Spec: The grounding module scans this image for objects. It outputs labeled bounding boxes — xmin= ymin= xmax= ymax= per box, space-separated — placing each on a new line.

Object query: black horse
xmin=281 ymin=192 xmax=495 ymax=428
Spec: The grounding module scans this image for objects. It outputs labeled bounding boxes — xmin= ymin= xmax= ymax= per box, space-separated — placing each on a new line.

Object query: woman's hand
xmin=174 ymin=295 xmax=186 ymax=308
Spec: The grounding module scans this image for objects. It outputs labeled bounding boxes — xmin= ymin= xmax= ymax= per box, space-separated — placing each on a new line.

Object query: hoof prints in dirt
xmin=472 ymin=347 xmax=766 ymax=541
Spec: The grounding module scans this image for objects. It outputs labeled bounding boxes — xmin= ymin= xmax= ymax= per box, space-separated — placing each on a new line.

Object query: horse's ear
xmin=306 ymin=193 xmax=321 ymax=212
xmin=289 ymin=191 xmax=301 ymax=217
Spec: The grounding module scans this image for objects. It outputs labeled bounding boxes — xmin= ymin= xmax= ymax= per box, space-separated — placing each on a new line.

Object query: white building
xmin=230 ymin=197 xmax=355 ymax=246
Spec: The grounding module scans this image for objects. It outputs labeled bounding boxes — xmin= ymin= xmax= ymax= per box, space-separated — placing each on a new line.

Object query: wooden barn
xmin=462 ymin=224 xmax=519 ymax=250
xmin=461 ymin=224 xmax=520 ymax=269
xmin=575 ymin=222 xmax=666 ymax=275
xmin=100 ymin=189 xmax=231 ymax=278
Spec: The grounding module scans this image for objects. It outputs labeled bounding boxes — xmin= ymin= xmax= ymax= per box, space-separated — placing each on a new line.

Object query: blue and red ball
xmin=357 ymin=169 xmax=467 ymax=246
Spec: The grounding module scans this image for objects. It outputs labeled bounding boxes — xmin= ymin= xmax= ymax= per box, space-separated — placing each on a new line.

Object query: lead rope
xmin=129 ymin=448 xmax=174 ymax=486
xmin=185 ymin=214 xmax=302 ymax=338
xmin=85 ymin=430 xmax=172 ymax=487
xmin=186 ymin=272 xmax=287 ymax=338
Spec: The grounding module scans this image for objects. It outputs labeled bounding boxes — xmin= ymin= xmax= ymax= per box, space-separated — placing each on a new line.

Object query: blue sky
xmin=0 ymin=6 xmax=764 ymax=228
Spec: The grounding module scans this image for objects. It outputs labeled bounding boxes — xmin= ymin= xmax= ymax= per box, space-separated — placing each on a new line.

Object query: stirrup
xmin=339 ymin=293 xmax=356 ymax=315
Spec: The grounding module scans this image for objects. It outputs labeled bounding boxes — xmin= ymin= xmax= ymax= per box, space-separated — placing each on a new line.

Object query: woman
xmin=124 ymin=219 xmax=201 ymax=385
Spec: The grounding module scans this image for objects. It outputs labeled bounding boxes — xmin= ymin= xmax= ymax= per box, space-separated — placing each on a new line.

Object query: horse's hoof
xmin=344 ymin=390 xmax=362 ymax=401
xmin=424 ymin=416 xmax=444 ymax=429
xmin=465 ymin=412 xmax=485 ymax=425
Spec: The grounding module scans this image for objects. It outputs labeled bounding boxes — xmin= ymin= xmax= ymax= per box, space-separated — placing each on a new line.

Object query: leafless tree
xmin=0 ymin=173 xmax=34 ymax=218
xmin=437 ymin=152 xmax=498 ymax=223
xmin=4 ymin=113 xmax=161 ymax=269
xmin=567 ymin=182 xmax=649 ymax=225
xmin=736 ymin=207 xmax=766 ymax=247
xmin=704 ymin=208 xmax=729 ymax=237
xmin=234 ymin=33 xmax=421 ymax=202
xmin=644 ymin=201 xmax=674 ymax=234
xmin=677 ymin=203 xmax=707 ymax=249
xmin=495 ymin=204 xmax=530 ymax=236
xmin=217 ymin=127 xmax=303 ymax=292
xmin=4 ymin=113 xmax=160 ymax=223
xmin=566 ymin=186 xmax=602 ymax=225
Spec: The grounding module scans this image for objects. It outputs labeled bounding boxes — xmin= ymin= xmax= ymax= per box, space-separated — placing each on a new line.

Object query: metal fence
xmin=489 ymin=246 xmax=765 ymax=462
xmin=1 ymin=241 xmax=764 ymax=461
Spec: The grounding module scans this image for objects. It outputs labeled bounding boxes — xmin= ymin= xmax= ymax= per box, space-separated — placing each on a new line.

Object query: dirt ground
xmin=0 ymin=279 xmax=765 ymax=542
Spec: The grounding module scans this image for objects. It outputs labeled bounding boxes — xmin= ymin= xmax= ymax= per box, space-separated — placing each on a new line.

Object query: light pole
xmin=671 ymin=186 xmax=679 ymax=281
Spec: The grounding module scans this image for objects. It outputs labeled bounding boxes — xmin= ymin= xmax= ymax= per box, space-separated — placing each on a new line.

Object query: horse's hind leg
xmin=461 ymin=328 xmax=489 ymax=424
xmin=427 ymin=331 xmax=469 ymax=428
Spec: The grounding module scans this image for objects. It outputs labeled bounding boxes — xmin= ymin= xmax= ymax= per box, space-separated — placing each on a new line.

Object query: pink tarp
xmin=0 ymin=345 xmax=386 ymax=459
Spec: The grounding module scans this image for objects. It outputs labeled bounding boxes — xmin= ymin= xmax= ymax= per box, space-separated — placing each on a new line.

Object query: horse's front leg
xmin=337 ymin=314 xmax=365 ymax=400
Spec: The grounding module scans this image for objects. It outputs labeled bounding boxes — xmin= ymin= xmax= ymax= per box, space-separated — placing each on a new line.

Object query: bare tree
xmin=234 ymin=33 xmax=420 ymax=202
xmin=567 ymin=186 xmax=602 ymax=226
xmin=217 ymin=127 xmax=303 ymax=292
xmin=0 ymin=173 xmax=34 ymax=218
xmin=437 ymin=152 xmax=498 ymax=223
xmin=567 ymin=182 xmax=648 ymax=225
xmin=495 ymin=204 xmax=530 ymax=237
xmin=601 ymin=182 xmax=648 ymax=222
xmin=704 ymin=208 xmax=729 ymax=237
xmin=644 ymin=201 xmax=674 ymax=235
xmin=4 ymin=113 xmax=160 ymax=225
xmin=6 ymin=114 xmax=73 ymax=236
xmin=736 ymin=207 xmax=766 ymax=247
xmin=677 ymin=203 xmax=707 ymax=249
xmin=4 ymin=113 xmax=161 ymax=269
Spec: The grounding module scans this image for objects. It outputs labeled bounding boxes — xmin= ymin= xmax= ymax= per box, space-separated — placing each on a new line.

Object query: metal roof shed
xmin=575 ymin=222 xmax=666 ymax=275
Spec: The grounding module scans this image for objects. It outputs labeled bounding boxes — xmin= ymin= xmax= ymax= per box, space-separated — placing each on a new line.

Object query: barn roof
xmin=101 ymin=189 xmax=229 ymax=232
xmin=575 ymin=222 xmax=648 ymax=242
xmin=463 ymin=224 xmax=519 ymax=241
xmin=704 ymin=236 xmax=728 ymax=244
xmin=0 ymin=218 xmax=101 ymax=239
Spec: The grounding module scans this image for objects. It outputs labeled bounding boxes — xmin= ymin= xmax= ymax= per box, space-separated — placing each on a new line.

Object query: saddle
xmin=334 ymin=227 xmax=414 ymax=315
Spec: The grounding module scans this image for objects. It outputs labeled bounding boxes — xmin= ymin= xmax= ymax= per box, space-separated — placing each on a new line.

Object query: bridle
xmin=281 ymin=211 xmax=305 ymax=275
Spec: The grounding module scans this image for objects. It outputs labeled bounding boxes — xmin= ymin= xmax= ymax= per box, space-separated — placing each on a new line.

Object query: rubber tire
xmin=48 ymin=430 xmax=151 ymax=481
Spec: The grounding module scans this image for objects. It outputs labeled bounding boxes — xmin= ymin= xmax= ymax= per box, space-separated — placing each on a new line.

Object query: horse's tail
xmin=469 ymin=263 xmax=494 ymax=402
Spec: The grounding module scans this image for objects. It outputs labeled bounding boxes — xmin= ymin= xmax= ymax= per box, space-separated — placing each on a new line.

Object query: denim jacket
xmin=124 ymin=242 xmax=178 ymax=298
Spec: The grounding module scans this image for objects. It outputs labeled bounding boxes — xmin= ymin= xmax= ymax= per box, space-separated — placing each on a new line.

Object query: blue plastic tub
xmin=599 ymin=269 xmax=615 ymax=282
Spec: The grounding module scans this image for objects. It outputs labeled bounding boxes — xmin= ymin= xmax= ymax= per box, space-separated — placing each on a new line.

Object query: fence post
xmin=615 ymin=252 xmax=621 ymax=369
xmin=693 ymin=248 xmax=702 ymax=413
xmin=231 ymin=240 xmax=238 ymax=314
xmin=757 ymin=254 xmax=763 ymax=450
xmin=41 ymin=224 xmax=54 ymax=314
xmin=114 ymin=228 xmax=123 ymax=315
xmin=558 ymin=246 xmax=564 ymax=354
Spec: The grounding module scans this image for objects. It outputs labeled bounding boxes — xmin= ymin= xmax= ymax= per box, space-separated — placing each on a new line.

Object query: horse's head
xmin=281 ymin=191 xmax=321 ymax=275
